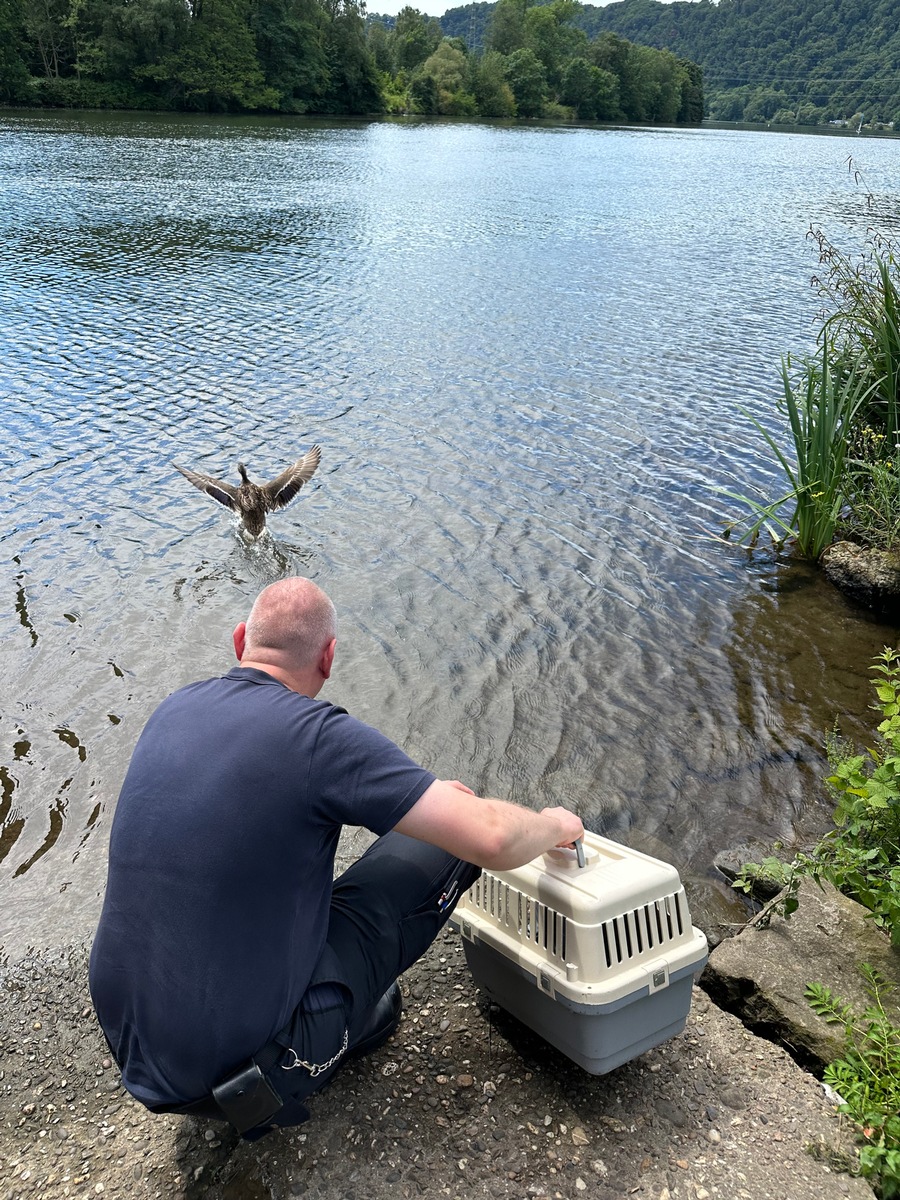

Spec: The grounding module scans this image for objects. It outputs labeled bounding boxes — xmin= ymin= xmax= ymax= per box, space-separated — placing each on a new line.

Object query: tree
xmin=590 ymin=32 xmax=640 ymax=119
xmin=505 ymin=45 xmax=545 ymax=117
xmin=416 ymin=38 xmax=476 ymax=114
xmin=742 ymin=85 xmax=790 ymax=122
xmin=471 ymin=47 xmax=516 ymax=117
xmin=485 ymin=0 xmax=526 ymax=57
xmin=573 ymin=0 xmax=900 ymax=126
xmin=366 ymin=18 xmax=392 ymax=74
xmin=634 ymin=44 xmax=681 ymax=123
xmin=677 ymin=58 xmax=703 ymax=123
xmin=22 ymin=0 xmax=71 ymax=78
xmin=250 ymin=0 xmax=329 ymax=111
xmin=317 ymin=0 xmax=382 ymax=113
xmin=89 ymin=0 xmax=191 ymax=85
xmin=0 ymin=0 xmax=31 ymax=98
xmin=408 ymin=68 xmax=437 ymax=112
xmin=141 ymin=0 xmax=276 ymax=111
xmin=524 ymin=0 xmax=585 ymax=89
xmin=390 ymin=5 xmax=438 ymax=72
xmin=420 ymin=39 xmax=464 ymax=92
xmin=559 ymin=54 xmax=618 ymax=120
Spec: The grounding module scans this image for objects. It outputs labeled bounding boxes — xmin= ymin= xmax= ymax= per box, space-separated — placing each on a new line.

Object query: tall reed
xmin=724 ymin=335 xmax=871 ymax=559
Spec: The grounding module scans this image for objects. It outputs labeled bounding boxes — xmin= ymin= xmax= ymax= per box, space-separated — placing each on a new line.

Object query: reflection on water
xmin=2 ymin=111 xmax=899 ymax=957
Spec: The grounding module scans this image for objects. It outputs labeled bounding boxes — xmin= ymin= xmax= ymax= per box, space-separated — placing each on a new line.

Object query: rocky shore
xmin=0 ymin=920 xmax=878 ymax=1200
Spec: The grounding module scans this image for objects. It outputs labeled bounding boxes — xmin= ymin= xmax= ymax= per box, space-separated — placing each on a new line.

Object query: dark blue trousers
xmin=252 ymin=832 xmax=481 ymax=1134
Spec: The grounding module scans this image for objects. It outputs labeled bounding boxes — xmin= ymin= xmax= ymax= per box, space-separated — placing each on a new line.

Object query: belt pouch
xmin=211 ymin=1060 xmax=283 ymax=1134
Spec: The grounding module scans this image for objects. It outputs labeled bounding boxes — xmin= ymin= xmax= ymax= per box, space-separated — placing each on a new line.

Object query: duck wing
xmin=262 ymin=444 xmax=321 ymax=511
xmin=173 ymin=464 xmax=241 ymax=511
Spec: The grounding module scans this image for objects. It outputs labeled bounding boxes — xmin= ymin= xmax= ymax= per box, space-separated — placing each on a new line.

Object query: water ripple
xmin=2 ymin=114 xmax=899 ymax=953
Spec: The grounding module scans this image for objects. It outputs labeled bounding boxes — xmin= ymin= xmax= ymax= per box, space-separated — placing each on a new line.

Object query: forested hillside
xmin=441 ymin=0 xmax=900 ymax=126
xmin=0 ymin=0 xmax=703 ymax=123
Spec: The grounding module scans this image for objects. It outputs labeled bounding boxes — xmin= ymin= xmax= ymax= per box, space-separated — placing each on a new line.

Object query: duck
xmin=174 ymin=445 xmax=321 ymax=538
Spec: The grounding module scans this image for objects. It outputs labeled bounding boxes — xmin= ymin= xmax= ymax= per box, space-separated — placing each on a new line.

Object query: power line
xmin=703 ymin=74 xmax=900 ymax=85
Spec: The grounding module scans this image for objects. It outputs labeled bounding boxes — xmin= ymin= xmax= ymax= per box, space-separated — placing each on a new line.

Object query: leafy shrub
xmin=807 ymin=968 xmax=900 ymax=1198
xmin=805 ymin=648 xmax=900 ymax=946
xmin=28 ymin=76 xmax=170 ymax=110
xmin=733 ymin=649 xmax=900 ymax=1197
xmin=730 ymin=855 xmax=797 ymax=904
xmin=812 ymin=223 xmax=900 ymax=452
xmin=842 ymin=435 xmax=900 ymax=551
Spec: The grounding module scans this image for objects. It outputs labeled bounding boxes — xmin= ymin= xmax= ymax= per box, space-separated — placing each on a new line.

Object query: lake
xmin=2 ymin=110 xmax=898 ymax=958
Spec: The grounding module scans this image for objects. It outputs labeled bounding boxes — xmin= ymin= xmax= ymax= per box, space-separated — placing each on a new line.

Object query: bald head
xmin=242 ymin=577 xmax=337 ymax=674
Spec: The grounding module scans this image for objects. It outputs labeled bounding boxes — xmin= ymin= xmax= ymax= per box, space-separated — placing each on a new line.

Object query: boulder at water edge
xmin=702 ymin=876 xmax=900 ymax=1072
xmin=820 ymin=541 xmax=900 ymax=616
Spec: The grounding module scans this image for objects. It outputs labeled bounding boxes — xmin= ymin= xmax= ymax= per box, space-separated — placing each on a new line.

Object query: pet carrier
xmin=450 ymin=831 xmax=708 ymax=1074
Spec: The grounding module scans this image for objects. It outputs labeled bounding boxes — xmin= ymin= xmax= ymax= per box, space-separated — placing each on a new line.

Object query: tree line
xmin=0 ymin=0 xmax=702 ymax=122
xmin=0 ymin=0 xmax=383 ymax=113
xmin=369 ymin=0 xmax=703 ymax=122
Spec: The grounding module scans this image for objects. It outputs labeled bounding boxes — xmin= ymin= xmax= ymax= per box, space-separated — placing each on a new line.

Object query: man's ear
xmin=320 ymin=637 xmax=336 ymax=680
xmin=233 ymin=622 xmax=247 ymax=662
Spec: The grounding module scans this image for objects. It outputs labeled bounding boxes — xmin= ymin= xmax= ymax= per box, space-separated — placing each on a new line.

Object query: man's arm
xmin=393 ymin=779 xmax=585 ymax=871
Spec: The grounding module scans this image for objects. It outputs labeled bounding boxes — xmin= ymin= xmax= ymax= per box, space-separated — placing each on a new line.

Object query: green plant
xmin=806 ymin=967 xmax=900 ymax=1198
xmin=729 ymin=651 xmax=900 ymax=1197
xmin=722 ymin=333 xmax=871 ymax=558
xmin=812 ymin=649 xmax=900 ymax=942
xmin=787 ymin=649 xmax=900 ymax=947
xmin=732 ymin=855 xmax=798 ymax=906
xmin=841 ymin=445 xmax=900 ymax=551
xmin=724 ymin=169 xmax=900 ymax=558
xmin=811 ymin=217 xmax=900 ymax=451
xmin=734 ymin=651 xmax=900 ymax=941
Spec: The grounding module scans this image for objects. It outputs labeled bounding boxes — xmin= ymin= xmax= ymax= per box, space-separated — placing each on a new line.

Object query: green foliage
xmin=723 ymin=334 xmax=870 ymax=559
xmin=391 ymin=4 xmax=441 ymax=71
xmin=2 ymin=0 xmax=384 ymax=113
xmin=567 ymin=0 xmax=900 ymax=126
xmin=29 ymin=72 xmax=168 ymax=106
xmin=1 ymin=0 xmax=703 ymax=121
xmin=142 ymin=0 xmax=277 ymax=111
xmin=408 ymin=69 xmax=437 ymax=112
xmin=484 ymin=0 xmax=526 ymax=56
xmin=812 ymin=224 xmax=900 ymax=452
xmin=250 ymin=0 xmax=329 ymax=112
xmin=741 ymin=649 xmax=900 ymax=939
xmin=504 ymin=45 xmax=545 ymax=116
xmin=842 ymin=442 xmax=900 ymax=552
xmin=805 ymin=649 xmax=900 ymax=946
xmin=419 ymin=39 xmax=465 ymax=95
xmin=724 ymin=183 xmax=900 ymax=560
xmin=0 ymin=0 xmax=30 ymax=99
xmin=806 ymin=968 xmax=900 ymax=1198
xmin=470 ymin=47 xmax=516 ymax=116
xmin=731 ymin=651 xmax=900 ymax=1194
xmin=731 ymin=855 xmax=798 ymax=905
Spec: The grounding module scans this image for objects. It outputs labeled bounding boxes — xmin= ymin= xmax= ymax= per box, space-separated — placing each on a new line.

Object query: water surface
xmin=2 ymin=112 xmax=898 ymax=956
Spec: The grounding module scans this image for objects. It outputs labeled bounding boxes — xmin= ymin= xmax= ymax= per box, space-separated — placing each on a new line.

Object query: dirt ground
xmin=0 ymin=928 xmax=877 ymax=1200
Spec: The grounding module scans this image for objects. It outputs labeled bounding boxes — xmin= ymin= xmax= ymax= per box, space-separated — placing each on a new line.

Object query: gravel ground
xmin=0 ymin=931 xmax=876 ymax=1200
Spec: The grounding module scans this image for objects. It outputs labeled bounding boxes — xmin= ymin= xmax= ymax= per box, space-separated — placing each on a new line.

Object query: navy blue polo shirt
xmin=89 ymin=667 xmax=435 ymax=1108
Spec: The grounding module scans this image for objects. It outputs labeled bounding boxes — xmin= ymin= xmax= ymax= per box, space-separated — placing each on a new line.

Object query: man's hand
xmin=540 ymin=805 xmax=585 ymax=850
